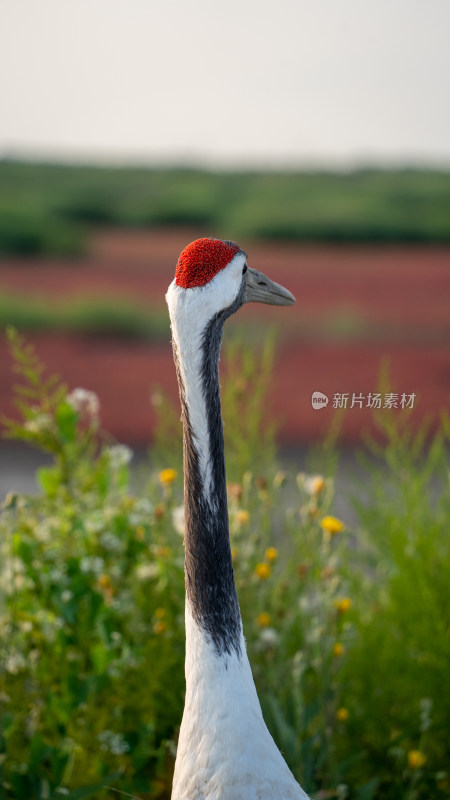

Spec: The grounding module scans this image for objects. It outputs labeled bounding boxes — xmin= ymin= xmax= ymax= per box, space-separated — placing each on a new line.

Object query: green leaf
xmin=56 ymin=401 xmax=78 ymax=442
xmin=37 ymin=465 xmax=60 ymax=496
xmin=91 ymin=643 xmax=111 ymax=675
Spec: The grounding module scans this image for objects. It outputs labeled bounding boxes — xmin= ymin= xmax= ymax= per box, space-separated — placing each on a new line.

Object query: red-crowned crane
xmin=166 ymin=238 xmax=309 ymax=800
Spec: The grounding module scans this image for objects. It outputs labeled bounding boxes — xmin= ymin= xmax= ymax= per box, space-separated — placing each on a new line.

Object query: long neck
xmin=172 ymin=309 xmax=242 ymax=658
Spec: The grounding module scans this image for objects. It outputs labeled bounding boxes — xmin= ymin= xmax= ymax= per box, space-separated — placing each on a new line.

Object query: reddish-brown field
xmin=1 ymin=229 xmax=449 ymax=445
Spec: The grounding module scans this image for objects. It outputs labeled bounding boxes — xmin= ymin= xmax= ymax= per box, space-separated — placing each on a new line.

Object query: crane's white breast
xmin=171 ymin=607 xmax=309 ymax=800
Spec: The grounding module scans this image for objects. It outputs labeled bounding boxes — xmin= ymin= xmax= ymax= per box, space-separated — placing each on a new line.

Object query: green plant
xmin=337 ymin=411 xmax=450 ymax=799
xmin=1 ymin=330 xmax=449 ymax=799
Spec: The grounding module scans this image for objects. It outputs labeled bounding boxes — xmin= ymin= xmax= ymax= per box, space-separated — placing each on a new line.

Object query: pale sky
xmin=1 ymin=0 xmax=450 ymax=167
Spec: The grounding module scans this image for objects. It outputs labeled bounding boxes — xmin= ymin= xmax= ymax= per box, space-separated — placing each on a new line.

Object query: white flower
xmin=99 ymin=532 xmax=122 ymax=552
xmin=84 ymin=511 xmax=106 ymax=535
xmin=5 ymin=652 xmax=26 ymax=674
xmin=129 ymin=497 xmax=153 ymax=525
xmin=6 ymin=557 xmax=24 ymax=575
xmin=61 ymin=590 xmax=73 ymax=603
xmin=172 ymin=505 xmax=185 ymax=536
xmin=0 ymin=557 xmax=25 ymax=595
xmin=36 ymin=609 xmax=63 ymax=634
xmin=299 ymin=593 xmax=322 ymax=614
xmin=259 ymin=628 xmax=279 ymax=648
xmin=106 ymin=444 xmax=133 ymax=470
xmin=135 ymin=563 xmax=158 ymax=581
xmin=24 ymin=413 xmax=53 ymax=434
xmin=98 ymin=730 xmax=130 ymax=755
xmin=305 ymin=621 xmax=324 ymax=645
xmin=35 ymin=522 xmax=51 ymax=543
xmin=67 ymin=388 xmax=100 ymax=420
xmin=80 ymin=556 xmax=104 ymax=573
xmin=133 ymin=498 xmax=153 ymax=515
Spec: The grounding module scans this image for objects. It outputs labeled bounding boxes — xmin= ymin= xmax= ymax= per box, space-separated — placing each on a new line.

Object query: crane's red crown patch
xmin=175 ymin=238 xmax=240 ymax=289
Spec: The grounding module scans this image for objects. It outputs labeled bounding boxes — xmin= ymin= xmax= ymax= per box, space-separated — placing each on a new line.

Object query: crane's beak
xmin=244 ymin=268 xmax=296 ymax=306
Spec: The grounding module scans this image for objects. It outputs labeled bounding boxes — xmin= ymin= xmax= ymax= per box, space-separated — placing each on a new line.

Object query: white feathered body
xmin=172 ymin=607 xmax=308 ymax=800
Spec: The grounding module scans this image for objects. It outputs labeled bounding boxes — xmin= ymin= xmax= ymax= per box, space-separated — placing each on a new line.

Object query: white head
xmin=166 ymin=238 xmax=295 ymax=333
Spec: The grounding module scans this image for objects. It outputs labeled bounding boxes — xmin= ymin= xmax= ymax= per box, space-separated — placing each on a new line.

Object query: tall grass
xmin=0 ymin=329 xmax=449 ymax=799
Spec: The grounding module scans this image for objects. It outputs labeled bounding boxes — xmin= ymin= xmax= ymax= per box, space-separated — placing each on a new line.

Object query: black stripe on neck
xmin=175 ymin=282 xmax=246 ymax=658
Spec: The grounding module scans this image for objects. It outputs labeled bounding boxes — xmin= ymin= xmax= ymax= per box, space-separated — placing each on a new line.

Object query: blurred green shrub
xmin=0 ymin=211 xmax=84 ymax=258
xmin=0 ymin=330 xmax=449 ymax=800
xmin=1 ymin=162 xmax=450 ymax=257
xmin=0 ymin=295 xmax=169 ymax=340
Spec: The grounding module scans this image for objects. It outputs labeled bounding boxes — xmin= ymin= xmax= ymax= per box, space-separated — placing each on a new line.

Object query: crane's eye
xmin=242 ymin=264 xmax=247 ymax=274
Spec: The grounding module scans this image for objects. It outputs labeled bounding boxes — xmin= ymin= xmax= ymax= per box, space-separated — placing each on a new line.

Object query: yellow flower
xmin=305 ymin=475 xmax=325 ymax=495
xmin=257 ymin=612 xmax=271 ymax=627
xmin=154 ymin=504 xmax=166 ymax=519
xmin=408 ymin=750 xmax=426 ymax=769
xmin=236 ymin=509 xmax=250 ymax=525
xmin=159 ymin=468 xmax=177 ymax=485
xmin=97 ymin=574 xmax=114 ymax=603
xmin=154 ymin=607 xmax=166 ymax=619
xmin=334 ymin=597 xmax=352 ymax=614
xmin=311 ymin=476 xmax=325 ymax=494
xmin=333 ymin=642 xmax=345 ymax=657
xmin=265 ymin=547 xmax=278 ymax=562
xmin=155 ymin=545 xmax=171 ymax=558
xmin=321 ymin=515 xmax=344 ymax=535
xmin=136 ymin=525 xmax=146 ymax=541
xmin=255 ymin=563 xmax=271 ymax=580
xmin=153 ymin=620 xmax=167 ymax=635
xmin=298 ymin=473 xmax=326 ymax=496
xmin=97 ymin=574 xmax=112 ymax=589
xmin=336 ymin=707 xmax=349 ymax=722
